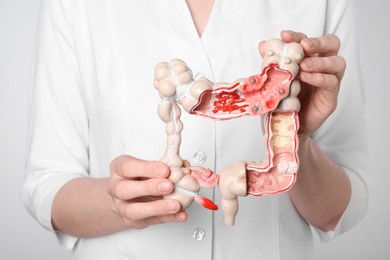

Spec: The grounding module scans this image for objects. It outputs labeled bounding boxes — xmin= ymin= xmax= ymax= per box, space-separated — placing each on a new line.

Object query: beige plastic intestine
xmin=154 ymin=61 xmax=218 ymax=210
xmin=154 ymin=38 xmax=304 ymax=225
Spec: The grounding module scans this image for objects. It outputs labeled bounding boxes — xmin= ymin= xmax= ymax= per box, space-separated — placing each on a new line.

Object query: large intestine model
xmin=154 ymin=38 xmax=304 ymax=226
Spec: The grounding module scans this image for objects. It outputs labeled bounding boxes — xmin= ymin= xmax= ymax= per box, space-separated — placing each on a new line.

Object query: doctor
xmin=23 ymin=0 xmax=368 ymax=259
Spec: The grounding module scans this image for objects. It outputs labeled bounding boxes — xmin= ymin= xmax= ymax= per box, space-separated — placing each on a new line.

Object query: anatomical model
xmin=154 ymin=38 xmax=304 ymax=225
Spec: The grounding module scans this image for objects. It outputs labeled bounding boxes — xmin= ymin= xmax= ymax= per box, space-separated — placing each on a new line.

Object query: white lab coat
xmin=22 ymin=0 xmax=369 ymax=259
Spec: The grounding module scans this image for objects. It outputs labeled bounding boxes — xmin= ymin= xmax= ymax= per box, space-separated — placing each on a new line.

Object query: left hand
xmin=263 ymin=30 xmax=346 ymax=139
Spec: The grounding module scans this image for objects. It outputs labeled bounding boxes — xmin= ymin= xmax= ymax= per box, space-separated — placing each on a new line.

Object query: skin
xmin=278 ymin=31 xmax=350 ymax=231
xmin=52 ymin=1 xmax=349 ymax=237
xmin=186 ymin=0 xmax=214 ymax=36
xmin=52 ymin=156 xmax=186 ymax=237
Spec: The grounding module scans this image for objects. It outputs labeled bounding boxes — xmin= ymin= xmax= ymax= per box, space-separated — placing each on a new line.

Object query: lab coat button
xmin=193 ymin=151 xmax=207 ymax=164
xmin=192 ymin=227 xmax=206 ymax=241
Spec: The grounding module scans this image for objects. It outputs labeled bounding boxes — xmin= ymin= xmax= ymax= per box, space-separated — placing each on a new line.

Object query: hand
xmin=280 ymin=30 xmax=346 ymax=139
xmin=107 ymin=155 xmax=187 ymax=229
xmin=259 ymin=30 xmax=345 ymax=139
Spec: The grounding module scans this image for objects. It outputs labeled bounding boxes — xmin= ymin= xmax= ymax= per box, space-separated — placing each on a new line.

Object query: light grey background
xmin=0 ymin=0 xmax=388 ymax=259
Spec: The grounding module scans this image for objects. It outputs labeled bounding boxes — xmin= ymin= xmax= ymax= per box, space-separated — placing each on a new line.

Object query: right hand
xmin=107 ymin=155 xmax=187 ymax=229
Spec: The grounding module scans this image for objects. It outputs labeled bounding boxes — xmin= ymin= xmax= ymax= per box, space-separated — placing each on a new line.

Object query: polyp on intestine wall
xmin=153 ymin=38 xmax=304 ymax=225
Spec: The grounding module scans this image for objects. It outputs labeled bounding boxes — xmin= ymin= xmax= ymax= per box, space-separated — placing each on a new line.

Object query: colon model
xmin=154 ymin=39 xmax=304 ymax=225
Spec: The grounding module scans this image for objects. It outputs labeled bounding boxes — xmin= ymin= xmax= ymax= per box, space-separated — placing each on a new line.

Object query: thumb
xmin=258 ymin=40 xmax=266 ymax=58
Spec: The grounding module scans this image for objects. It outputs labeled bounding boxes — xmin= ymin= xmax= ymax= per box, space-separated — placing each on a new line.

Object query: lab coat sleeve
xmin=21 ymin=0 xmax=86 ymax=248
xmin=311 ymin=0 xmax=369 ymax=242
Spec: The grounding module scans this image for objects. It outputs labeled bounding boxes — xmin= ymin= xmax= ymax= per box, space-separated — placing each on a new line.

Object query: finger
xmin=280 ymin=30 xmax=308 ymax=43
xmin=300 ymin=34 xmax=340 ymax=57
xmin=258 ymin=40 xmax=266 ymax=57
xmin=139 ymin=211 xmax=188 ymax=228
xmin=112 ymin=178 xmax=174 ymax=200
xmin=110 ymin=155 xmax=169 ymax=180
xmin=300 ymin=55 xmax=346 ymax=80
xmin=118 ymin=199 xmax=182 ymax=222
xmin=299 ymin=72 xmax=340 ymax=93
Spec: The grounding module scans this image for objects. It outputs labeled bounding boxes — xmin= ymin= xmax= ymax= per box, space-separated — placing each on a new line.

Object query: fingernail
xmin=307 ymin=40 xmax=315 ymax=49
xmin=155 ymin=165 xmax=168 ymax=177
xmin=176 ymin=211 xmax=187 ymax=222
xmin=303 ymin=59 xmax=314 ymax=69
xmin=302 ymin=38 xmax=314 ymax=49
xmin=158 ymin=181 xmax=172 ymax=192
xmin=167 ymin=201 xmax=179 ymax=212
